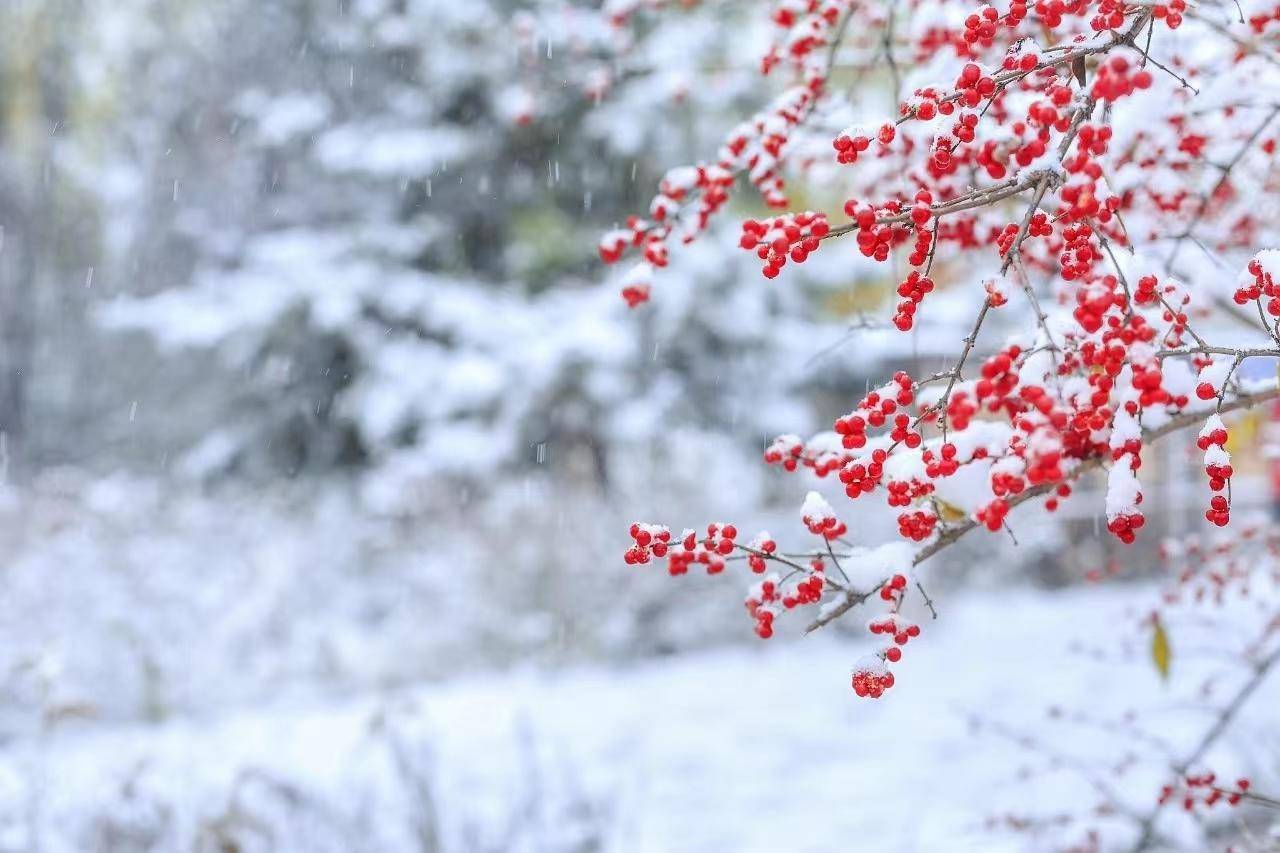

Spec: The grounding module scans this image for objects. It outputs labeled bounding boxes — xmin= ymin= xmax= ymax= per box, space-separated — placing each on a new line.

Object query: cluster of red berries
xmin=991 ymin=469 xmax=1028 ymax=498
xmin=621 ymin=282 xmax=651 ymax=309
xmin=897 ymin=509 xmax=938 ymax=541
xmin=851 ymin=574 xmax=918 ymax=698
xmin=1024 ymin=439 xmax=1066 ymax=486
xmin=850 ymin=665 xmax=895 ymax=698
xmin=668 ymin=529 xmax=730 ymax=576
xmin=761 ymin=0 xmax=855 ymax=83
xmin=832 ymin=131 xmax=870 ymax=163
xmin=867 ymin=605 xmax=910 ymax=640
xmin=995 ymin=211 xmax=1052 ymax=258
xmin=1060 ymin=180 xmax=1118 ymax=222
xmin=803 ymin=493 xmax=848 ymax=539
xmin=907 ymin=224 xmax=934 ymax=266
xmin=598 ymin=215 xmax=652 ymax=265
xmin=763 ymin=434 xmax=805 ymax=471
xmin=888 ymin=412 xmax=924 ymax=447
xmin=893 ymin=271 xmax=937 ymax=331
xmin=869 ymin=600 xmax=920 ymax=643
xmin=746 ymin=532 xmax=778 ymax=573
xmin=841 ymin=198 xmax=879 ymax=230
xmin=988 ymin=133 xmax=1039 ymax=176
xmin=1198 ymin=416 xmax=1232 ymax=526
xmin=627 ymin=505 xmax=859 ymax=643
xmin=601 ymin=162 xmax=737 ymax=277
xmin=850 ymin=207 xmax=907 ymax=262
xmin=1059 ymin=222 xmax=1101 ymax=281
xmin=963 ymin=5 xmax=1000 ymax=43
xmin=1151 ymin=0 xmax=1187 ymax=28
xmin=1074 ymin=123 xmax=1114 ymax=159
xmin=832 ymin=123 xmax=893 ymax=164
xmin=1155 ymin=283 xmax=1193 ymax=346
xmin=626 ymin=522 xmax=747 ymax=576
xmin=745 ymin=556 xmax=829 ymax=638
xmin=1234 ymin=254 xmax=1280 ymax=315
xmin=839 ymin=450 xmax=888 ymax=499
xmin=739 ymin=211 xmax=830 ymax=278
xmin=885 ymin=477 xmax=933 ymax=507
xmin=642 ymin=236 xmax=668 ymax=268
xmin=1077 ymin=316 xmax=1159 ymax=399
xmin=1106 ymin=465 xmax=1146 ymax=543
xmin=600 ymin=59 xmax=838 ymax=299
xmin=954 ymin=62 xmax=998 ymax=108
xmin=902 ymin=86 xmax=958 ymax=121
xmin=1196 ymin=417 xmax=1230 ymax=460
xmin=1158 ymin=774 xmax=1252 ymax=811
xmin=702 ymin=523 xmax=738 ymax=556
xmin=1032 ymin=0 xmax=1085 ymax=28
xmin=1107 ymin=510 xmax=1145 ymax=544
xmin=999 ymin=46 xmax=1041 ymax=73
xmin=1026 ymin=84 xmax=1074 ymax=132
xmin=1248 ymin=4 xmax=1280 ymax=33
xmin=975 ymin=346 xmax=1022 ymax=402
xmin=624 ymin=523 xmax=672 ymax=565
xmin=1134 ymin=273 xmax=1161 ymax=306
xmin=1131 ymin=360 xmax=1173 ymax=409
xmin=1204 ymin=494 xmax=1230 ymax=527
xmin=1090 ymin=55 xmax=1154 ymax=103
xmin=1028 ymin=211 xmax=1053 ymax=239
xmin=922 ymin=443 xmax=961 ymax=478
xmin=950 ymin=111 xmax=981 ymax=145
xmin=1072 ymin=275 xmax=1123 ymax=333
xmin=1089 ymin=0 xmax=1128 ymax=31
xmin=1195 ymin=359 xmax=1232 ymax=401
xmin=833 ymin=378 xmax=915 ymax=450
xmin=1105 ymin=430 xmax=1147 ymax=542
xmin=931 ymin=136 xmax=958 ymax=173
xmin=908 ymin=192 xmax=935 ymax=226
xmin=975 ymin=497 xmax=1010 ymax=531
xmin=947 ymin=391 xmax=978 ymax=430
xmin=746 ymin=574 xmax=782 ymax=638
xmin=784 ymin=570 xmax=826 ymax=608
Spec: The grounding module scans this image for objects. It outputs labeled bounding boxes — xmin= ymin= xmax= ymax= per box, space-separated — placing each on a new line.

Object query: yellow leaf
xmin=823 ymin=280 xmax=891 ymax=317
xmin=1151 ymin=615 xmax=1172 ymax=682
xmin=930 ymin=497 xmax=969 ymax=523
xmin=1226 ymin=410 xmax=1257 ymax=454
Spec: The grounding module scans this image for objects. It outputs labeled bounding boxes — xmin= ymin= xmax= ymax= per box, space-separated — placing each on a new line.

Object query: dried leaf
xmin=927 ymin=496 xmax=969 ymax=523
xmin=1151 ymin=615 xmax=1172 ymax=681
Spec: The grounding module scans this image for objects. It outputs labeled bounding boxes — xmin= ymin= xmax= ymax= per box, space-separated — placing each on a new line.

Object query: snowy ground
xmin=3 ymin=584 xmax=1277 ymax=852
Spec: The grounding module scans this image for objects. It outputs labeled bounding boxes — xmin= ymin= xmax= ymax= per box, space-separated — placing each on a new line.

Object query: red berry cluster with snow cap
xmin=1197 ymin=415 xmax=1233 ymax=526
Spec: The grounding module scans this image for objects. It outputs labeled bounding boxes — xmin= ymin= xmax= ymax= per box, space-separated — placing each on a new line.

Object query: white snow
xmin=6 ymin=586 xmax=1276 ymax=852
xmin=1106 ymin=460 xmax=1143 ymax=518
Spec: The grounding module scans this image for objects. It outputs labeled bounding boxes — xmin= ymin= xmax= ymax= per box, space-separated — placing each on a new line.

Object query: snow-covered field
xmin=4 ymin=584 xmax=1276 ymax=852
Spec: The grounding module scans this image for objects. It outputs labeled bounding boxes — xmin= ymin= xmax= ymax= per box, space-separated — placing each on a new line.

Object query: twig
xmin=1128 ymin=643 xmax=1280 ymax=851
xmin=915 ymin=580 xmax=938 ymax=619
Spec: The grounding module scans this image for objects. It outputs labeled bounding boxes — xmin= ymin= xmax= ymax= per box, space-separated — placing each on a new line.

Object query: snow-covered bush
xmin=85 ymin=0 xmax=870 ymax=504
